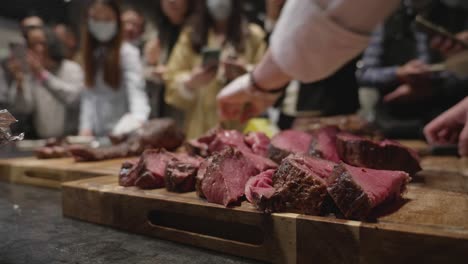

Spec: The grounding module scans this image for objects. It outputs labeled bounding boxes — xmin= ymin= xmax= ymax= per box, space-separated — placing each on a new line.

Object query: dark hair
xmin=20 ymin=14 xmax=44 ymax=37
xmin=82 ymin=0 xmax=123 ymax=89
xmin=122 ymin=6 xmax=146 ymax=29
xmin=190 ymin=0 xmax=247 ymax=53
xmin=25 ymin=26 xmax=65 ymax=64
xmin=153 ymin=0 xmax=194 ymax=53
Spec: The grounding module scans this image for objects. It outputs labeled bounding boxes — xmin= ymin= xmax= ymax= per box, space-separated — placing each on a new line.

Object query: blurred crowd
xmin=0 ymin=0 xmax=467 ymax=142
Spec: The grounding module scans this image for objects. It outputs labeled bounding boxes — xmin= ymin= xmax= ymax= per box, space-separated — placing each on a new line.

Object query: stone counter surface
xmin=0 ymin=181 xmax=261 ymax=264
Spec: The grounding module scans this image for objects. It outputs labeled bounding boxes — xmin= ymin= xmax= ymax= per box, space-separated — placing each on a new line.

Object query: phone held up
xmin=201 ymin=47 xmax=221 ymax=68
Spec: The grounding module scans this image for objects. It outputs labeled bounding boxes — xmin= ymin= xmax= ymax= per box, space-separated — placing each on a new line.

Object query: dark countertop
xmin=0 ymin=181 xmax=262 ymax=264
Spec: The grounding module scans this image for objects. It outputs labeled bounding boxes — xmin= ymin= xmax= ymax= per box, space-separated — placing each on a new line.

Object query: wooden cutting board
xmin=62 ymin=156 xmax=468 ymax=264
xmin=0 ymin=140 xmax=430 ymax=189
xmin=0 ymin=157 xmax=132 ymax=189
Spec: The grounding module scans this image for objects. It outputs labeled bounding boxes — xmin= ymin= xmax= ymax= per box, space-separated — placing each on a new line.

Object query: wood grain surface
xmin=0 ymin=157 xmax=132 ymax=188
xmin=62 ymin=155 xmax=468 ymax=263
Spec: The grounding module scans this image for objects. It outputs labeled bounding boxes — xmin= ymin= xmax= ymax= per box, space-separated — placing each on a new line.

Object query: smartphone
xmin=9 ymin=42 xmax=26 ymax=59
xmin=414 ymin=15 xmax=468 ymax=48
xmin=202 ymin=48 xmax=221 ymax=67
xmin=9 ymin=41 xmax=28 ymax=71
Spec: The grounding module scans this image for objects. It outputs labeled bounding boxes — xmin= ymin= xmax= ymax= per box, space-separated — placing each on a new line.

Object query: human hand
xmin=223 ymin=59 xmax=248 ymax=81
xmin=79 ymin=129 xmax=94 ymax=137
xmin=217 ymin=74 xmax=281 ymax=123
xmin=383 ymin=83 xmax=432 ymax=104
xmin=144 ymin=38 xmax=161 ymax=66
xmin=396 ymin=59 xmax=430 ymax=83
xmin=151 ymin=65 xmax=167 ymax=81
xmin=6 ymin=57 xmax=24 ymax=87
xmin=424 ymin=97 xmax=468 ymax=156
xmin=26 ymin=51 xmax=44 ymax=76
xmin=184 ymin=65 xmax=217 ymax=90
xmin=430 ymin=30 xmax=468 ymax=58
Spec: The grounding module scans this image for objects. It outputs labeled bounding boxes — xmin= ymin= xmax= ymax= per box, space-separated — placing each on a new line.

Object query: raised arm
xmin=217 ymin=0 xmax=400 ymax=121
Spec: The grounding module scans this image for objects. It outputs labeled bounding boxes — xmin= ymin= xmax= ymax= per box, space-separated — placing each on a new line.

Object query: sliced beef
xmin=242 ymin=151 xmax=278 ymax=172
xmin=165 ymin=154 xmax=203 ymax=193
xmin=293 ymin=114 xmax=380 ymax=138
xmin=185 ymin=139 xmax=210 ymax=158
xmin=118 ymin=159 xmax=139 ymax=187
xmin=69 ymin=144 xmax=131 ymax=162
xmin=291 ymin=154 xmax=337 ymax=180
xmin=134 ymin=118 xmax=185 ymax=152
xmin=185 ymin=128 xmax=218 ymax=157
xmin=200 ymin=148 xmax=258 ymax=206
xmin=244 ymin=132 xmax=270 ymax=156
xmin=118 ymin=149 xmax=176 ymax=189
xmin=244 ymin=169 xmax=276 ymax=210
xmin=70 ymin=118 xmax=184 ymax=162
xmin=208 ymin=130 xmax=277 ymax=171
xmin=35 ymin=138 xmax=71 ymax=159
xmin=35 ymin=146 xmax=71 ymax=159
xmin=266 ymin=154 xmax=336 ymax=215
xmin=327 ymin=163 xmax=410 ymax=220
xmin=208 ymin=130 xmax=251 ymax=154
xmin=187 ymin=129 xmax=270 ymax=157
xmin=268 ymin=130 xmax=313 ymax=163
xmin=309 ymin=126 xmax=341 ymax=162
xmin=336 ymin=133 xmax=421 ymax=175
xmin=195 ymin=158 xmax=210 ymax=198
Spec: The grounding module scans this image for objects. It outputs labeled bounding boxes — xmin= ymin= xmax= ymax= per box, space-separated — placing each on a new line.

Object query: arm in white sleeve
xmin=121 ymin=45 xmax=150 ymax=121
xmin=79 ymin=90 xmax=94 ymax=132
xmin=270 ymin=0 xmax=400 ymax=83
xmin=42 ymin=61 xmax=84 ymax=106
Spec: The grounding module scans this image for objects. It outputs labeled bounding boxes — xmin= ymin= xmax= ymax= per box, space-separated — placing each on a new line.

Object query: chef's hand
xmin=184 ymin=65 xmax=217 ymax=90
xmin=396 ymin=59 xmax=430 ymax=83
xmin=430 ymin=30 xmax=468 ymax=58
xmin=217 ymin=74 xmax=281 ymax=123
xmin=223 ymin=59 xmax=248 ymax=81
xmin=424 ymin=97 xmax=468 ymax=156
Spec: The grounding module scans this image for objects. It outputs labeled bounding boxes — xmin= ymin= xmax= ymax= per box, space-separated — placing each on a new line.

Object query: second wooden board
xmin=0 ymin=157 xmax=132 ymax=188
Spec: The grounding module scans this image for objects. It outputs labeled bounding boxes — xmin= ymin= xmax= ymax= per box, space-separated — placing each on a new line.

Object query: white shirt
xmin=80 ymin=43 xmax=150 ymax=137
xmin=270 ymin=0 xmax=400 ymax=83
xmin=9 ymin=60 xmax=83 ymax=138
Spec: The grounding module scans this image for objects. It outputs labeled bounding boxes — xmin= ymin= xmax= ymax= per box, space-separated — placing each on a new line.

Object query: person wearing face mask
xmin=143 ymin=0 xmax=194 ymax=122
xmin=80 ymin=0 xmax=150 ymax=138
xmin=164 ymin=0 xmax=267 ymax=139
xmin=6 ymin=26 xmax=84 ymax=139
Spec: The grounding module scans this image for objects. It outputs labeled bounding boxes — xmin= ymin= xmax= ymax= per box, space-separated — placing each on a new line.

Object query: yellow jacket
xmin=164 ymin=24 xmax=266 ymax=139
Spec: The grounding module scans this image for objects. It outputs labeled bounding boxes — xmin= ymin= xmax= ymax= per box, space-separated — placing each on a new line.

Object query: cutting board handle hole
xmin=147 ymin=210 xmax=265 ymax=245
xmin=24 ymin=170 xmax=61 ymax=181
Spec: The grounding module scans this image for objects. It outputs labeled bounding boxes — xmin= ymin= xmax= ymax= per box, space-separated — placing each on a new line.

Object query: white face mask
xmin=88 ymin=19 xmax=117 ymax=42
xmin=206 ymin=0 xmax=232 ymax=21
